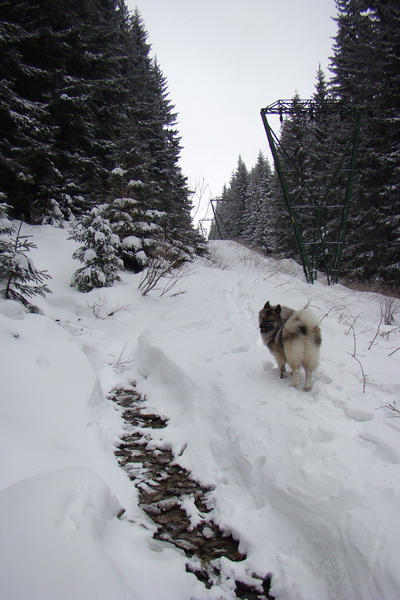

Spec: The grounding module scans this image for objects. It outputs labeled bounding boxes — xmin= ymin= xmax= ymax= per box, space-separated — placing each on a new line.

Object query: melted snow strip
xmin=109 ymin=384 xmax=276 ymax=600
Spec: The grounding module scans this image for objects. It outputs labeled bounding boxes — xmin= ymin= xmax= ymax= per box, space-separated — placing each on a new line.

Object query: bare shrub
xmin=139 ymin=245 xmax=193 ymax=297
xmin=380 ymin=296 xmax=400 ymax=325
xmin=109 ymin=341 xmax=134 ymax=373
xmin=368 ymin=297 xmax=400 ymax=351
xmin=206 ymin=244 xmax=232 ymax=270
xmin=88 ymin=293 xmax=135 ymax=320
xmin=344 ymin=316 xmax=367 ymax=393
xmin=376 ymin=402 xmax=400 ymax=418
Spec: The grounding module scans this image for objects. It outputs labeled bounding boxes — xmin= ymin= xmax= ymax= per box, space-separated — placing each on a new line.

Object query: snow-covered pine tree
xmin=308 ymin=66 xmax=335 ymax=200
xmin=229 ymin=157 xmax=249 ymax=242
xmin=0 ymin=0 xmax=59 ymax=222
xmin=107 ymin=10 xmax=205 ymax=268
xmin=242 ymin=152 xmax=274 ymax=252
xmin=69 ymin=208 xmax=123 ymax=292
xmin=102 ymin=168 xmax=165 ymax=272
xmin=330 ymin=0 xmax=400 ymax=287
xmin=1 ymin=1 xmax=207 ymax=266
xmin=208 ymin=185 xmax=229 ymax=240
xmin=147 ymin=60 xmax=206 ymax=259
xmin=209 ymin=157 xmax=249 ymax=242
xmin=271 ymin=93 xmax=311 ymax=259
xmin=306 ymin=66 xmax=346 ymax=271
xmin=44 ymin=0 xmax=129 ymax=220
xmin=0 ymin=206 xmax=51 ymax=310
xmin=0 ymin=0 xmax=130 ymax=224
xmin=0 ymin=203 xmax=14 ymax=237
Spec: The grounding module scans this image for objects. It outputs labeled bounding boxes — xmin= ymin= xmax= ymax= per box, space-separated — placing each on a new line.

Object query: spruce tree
xmin=307 ymin=66 xmax=347 ymax=272
xmin=107 ymin=10 xmax=205 ymax=268
xmin=69 ymin=208 xmax=123 ymax=292
xmin=330 ymin=0 xmax=400 ymax=286
xmin=102 ymin=168 xmax=164 ymax=272
xmin=0 ymin=1 xmax=207 ymax=267
xmin=209 ymin=185 xmax=229 ymax=240
xmin=0 ymin=0 xmax=130 ymax=223
xmin=242 ymin=152 xmax=274 ymax=252
xmin=0 ymin=208 xmax=52 ymax=310
xmin=45 ymin=0 xmax=129 ymax=220
xmin=212 ymin=157 xmax=249 ymax=241
xmin=272 ymin=93 xmax=311 ymax=259
xmin=0 ymin=0 xmax=58 ymax=221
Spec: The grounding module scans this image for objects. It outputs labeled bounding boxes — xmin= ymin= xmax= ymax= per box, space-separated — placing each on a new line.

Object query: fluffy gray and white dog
xmin=258 ymin=301 xmax=321 ymax=391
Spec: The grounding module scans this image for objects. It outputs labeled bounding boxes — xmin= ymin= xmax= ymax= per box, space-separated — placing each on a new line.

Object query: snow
xmin=1 ymin=225 xmax=400 ymax=600
xmin=83 ymin=248 xmax=97 ymax=262
xmin=127 ymin=179 xmax=144 ymax=187
xmin=111 ymin=167 xmax=127 ymax=176
xmin=123 ymin=235 xmax=142 ymax=249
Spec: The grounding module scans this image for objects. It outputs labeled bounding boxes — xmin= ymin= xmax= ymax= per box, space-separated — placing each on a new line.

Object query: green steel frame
xmin=260 ymin=99 xmax=362 ymax=284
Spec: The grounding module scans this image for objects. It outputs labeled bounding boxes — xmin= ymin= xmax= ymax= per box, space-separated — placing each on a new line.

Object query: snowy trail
xmin=136 ymin=242 xmax=400 ymax=600
xmin=1 ymin=229 xmax=399 ymax=600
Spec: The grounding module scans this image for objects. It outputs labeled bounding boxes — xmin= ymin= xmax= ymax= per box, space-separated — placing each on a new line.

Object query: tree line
xmin=0 ymin=0 xmax=205 ymax=296
xmin=209 ymin=0 xmax=399 ymax=289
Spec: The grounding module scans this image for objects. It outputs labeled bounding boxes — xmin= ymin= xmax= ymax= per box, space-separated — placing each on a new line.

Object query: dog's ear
xmin=275 ymin=304 xmax=282 ymax=315
xmin=263 ymin=301 xmax=270 ymax=309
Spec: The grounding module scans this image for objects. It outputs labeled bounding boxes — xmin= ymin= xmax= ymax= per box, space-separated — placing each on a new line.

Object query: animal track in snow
xmin=222 ymin=344 xmax=250 ymax=355
xmin=357 ymin=433 xmax=400 ymax=465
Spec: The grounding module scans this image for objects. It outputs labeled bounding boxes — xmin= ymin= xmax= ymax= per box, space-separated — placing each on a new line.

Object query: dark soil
xmin=109 ymin=384 xmax=276 ymax=600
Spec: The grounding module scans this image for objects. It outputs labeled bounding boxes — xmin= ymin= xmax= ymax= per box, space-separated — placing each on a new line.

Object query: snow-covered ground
xmin=1 ymin=224 xmax=399 ymax=600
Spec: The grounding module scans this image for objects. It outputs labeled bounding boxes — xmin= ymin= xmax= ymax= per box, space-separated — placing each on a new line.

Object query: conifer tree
xmin=209 ymin=158 xmax=250 ymax=243
xmin=102 ymin=168 xmax=164 ymax=272
xmin=44 ymin=0 xmax=129 ymax=219
xmin=210 ymin=157 xmax=249 ymax=241
xmin=0 ymin=1 xmax=207 ymax=271
xmin=0 ymin=208 xmax=52 ymax=310
xmin=69 ymin=208 xmax=123 ymax=292
xmin=307 ymin=66 xmax=347 ymax=270
xmin=272 ymin=93 xmax=311 ymax=259
xmin=0 ymin=0 xmax=59 ymax=222
xmin=209 ymin=185 xmax=229 ymax=240
xmin=330 ymin=0 xmax=400 ymax=285
xmin=107 ymin=10 xmax=205 ymax=268
xmin=242 ymin=152 xmax=274 ymax=252
xmin=0 ymin=0 xmax=129 ymax=223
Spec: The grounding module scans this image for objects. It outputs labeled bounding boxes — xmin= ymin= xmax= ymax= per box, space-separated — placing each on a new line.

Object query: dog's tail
xmin=284 ymin=309 xmax=322 ymax=345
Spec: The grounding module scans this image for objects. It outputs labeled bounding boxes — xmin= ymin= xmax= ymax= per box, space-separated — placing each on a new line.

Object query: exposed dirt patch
xmin=110 ymin=384 xmax=276 ymax=599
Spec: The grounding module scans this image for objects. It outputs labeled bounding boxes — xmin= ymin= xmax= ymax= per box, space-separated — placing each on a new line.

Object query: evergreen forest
xmin=0 ymin=0 xmax=205 ymax=295
xmin=209 ymin=0 xmax=400 ymax=290
xmin=1 ymin=0 xmax=399 ymax=297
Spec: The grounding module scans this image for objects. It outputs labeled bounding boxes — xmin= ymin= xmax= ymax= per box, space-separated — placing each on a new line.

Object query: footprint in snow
xmin=222 ymin=344 xmax=251 ymax=355
xmin=357 ymin=434 xmax=400 ymax=464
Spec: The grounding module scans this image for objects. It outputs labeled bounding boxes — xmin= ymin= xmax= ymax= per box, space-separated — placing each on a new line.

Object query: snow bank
xmin=1 ymin=229 xmax=399 ymax=600
xmin=0 ymin=468 xmax=126 ymax=600
xmin=136 ymin=241 xmax=400 ymax=600
xmin=0 ymin=301 xmax=115 ymax=487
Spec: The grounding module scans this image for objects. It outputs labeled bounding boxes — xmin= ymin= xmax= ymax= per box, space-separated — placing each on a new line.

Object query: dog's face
xmin=258 ymin=301 xmax=283 ymax=334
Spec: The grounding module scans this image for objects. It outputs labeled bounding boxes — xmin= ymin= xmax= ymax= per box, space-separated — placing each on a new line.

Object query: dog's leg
xmin=303 ymin=369 xmax=313 ymax=392
xmin=290 ymin=368 xmax=300 ymax=388
xmin=276 ymin=355 xmax=287 ymax=378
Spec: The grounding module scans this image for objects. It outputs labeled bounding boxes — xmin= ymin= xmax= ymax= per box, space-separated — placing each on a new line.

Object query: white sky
xmin=126 ymin=0 xmax=338 ymax=221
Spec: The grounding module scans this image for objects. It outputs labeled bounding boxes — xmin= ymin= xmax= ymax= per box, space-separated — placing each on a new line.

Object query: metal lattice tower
xmin=261 ymin=99 xmax=362 ymax=284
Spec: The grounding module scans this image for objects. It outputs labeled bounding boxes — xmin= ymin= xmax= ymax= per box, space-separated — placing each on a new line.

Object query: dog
xmin=258 ymin=301 xmax=321 ymax=391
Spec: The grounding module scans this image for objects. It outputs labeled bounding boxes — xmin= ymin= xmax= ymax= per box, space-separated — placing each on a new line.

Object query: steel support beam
xmin=260 ymin=99 xmax=362 ymax=284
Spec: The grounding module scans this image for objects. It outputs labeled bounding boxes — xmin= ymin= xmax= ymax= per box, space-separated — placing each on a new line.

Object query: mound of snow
xmin=1 ymin=228 xmax=399 ymax=600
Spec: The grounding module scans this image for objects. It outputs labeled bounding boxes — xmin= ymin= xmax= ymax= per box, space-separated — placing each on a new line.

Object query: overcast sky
xmin=126 ymin=0 xmax=338 ymax=223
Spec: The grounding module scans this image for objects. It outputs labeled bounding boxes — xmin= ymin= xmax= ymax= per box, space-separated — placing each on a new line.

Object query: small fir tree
xmin=0 ymin=207 xmax=52 ymax=310
xmin=102 ymin=168 xmax=164 ymax=272
xmin=69 ymin=208 xmax=123 ymax=292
